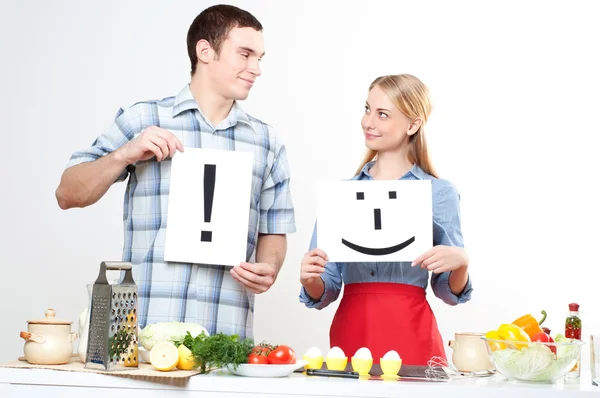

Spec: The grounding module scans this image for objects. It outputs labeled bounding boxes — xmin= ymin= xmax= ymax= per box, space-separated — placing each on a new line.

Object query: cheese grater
xmin=85 ymin=261 xmax=139 ymax=371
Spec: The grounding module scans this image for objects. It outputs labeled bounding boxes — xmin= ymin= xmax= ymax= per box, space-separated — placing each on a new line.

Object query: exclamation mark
xmin=201 ymin=164 xmax=216 ymax=242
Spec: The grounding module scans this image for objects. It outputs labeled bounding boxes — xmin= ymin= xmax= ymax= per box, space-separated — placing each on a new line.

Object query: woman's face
xmin=361 ymin=85 xmax=418 ymax=152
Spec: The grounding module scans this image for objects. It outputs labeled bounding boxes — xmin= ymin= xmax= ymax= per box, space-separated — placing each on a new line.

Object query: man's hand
xmin=230 ymin=262 xmax=277 ymax=294
xmin=116 ymin=126 xmax=184 ymax=164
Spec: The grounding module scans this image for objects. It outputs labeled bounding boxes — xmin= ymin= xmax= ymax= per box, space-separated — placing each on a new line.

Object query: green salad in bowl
xmin=482 ymin=334 xmax=584 ymax=383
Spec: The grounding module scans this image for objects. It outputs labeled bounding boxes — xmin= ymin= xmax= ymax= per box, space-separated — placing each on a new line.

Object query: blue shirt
xmin=67 ymin=85 xmax=296 ymax=339
xmin=299 ymin=162 xmax=472 ymax=309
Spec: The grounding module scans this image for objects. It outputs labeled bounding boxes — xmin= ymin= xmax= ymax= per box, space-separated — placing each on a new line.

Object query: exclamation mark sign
xmin=201 ymin=164 xmax=216 ymax=242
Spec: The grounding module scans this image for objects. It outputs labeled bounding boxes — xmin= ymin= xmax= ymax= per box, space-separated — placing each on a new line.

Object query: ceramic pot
xmin=448 ymin=332 xmax=494 ymax=372
xmin=20 ymin=308 xmax=78 ymax=365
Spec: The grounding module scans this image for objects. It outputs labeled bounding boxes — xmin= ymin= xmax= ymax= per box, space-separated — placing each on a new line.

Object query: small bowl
xmin=326 ymin=356 xmax=348 ymax=371
xmin=139 ymin=347 xmax=151 ymax=363
xmin=351 ymin=357 xmax=373 ymax=376
xmin=380 ymin=358 xmax=402 ymax=377
xmin=303 ymin=355 xmax=324 ymax=370
xmin=482 ymin=337 xmax=584 ymax=383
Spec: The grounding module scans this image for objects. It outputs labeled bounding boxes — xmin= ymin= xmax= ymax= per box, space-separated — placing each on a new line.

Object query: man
xmin=55 ymin=5 xmax=296 ymax=339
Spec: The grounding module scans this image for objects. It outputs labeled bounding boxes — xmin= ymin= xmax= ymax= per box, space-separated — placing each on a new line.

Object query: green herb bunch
xmin=174 ymin=332 xmax=254 ymax=374
xmin=108 ymin=328 xmax=135 ymax=360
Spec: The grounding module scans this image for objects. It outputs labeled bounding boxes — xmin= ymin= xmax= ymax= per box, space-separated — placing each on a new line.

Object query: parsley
xmin=174 ymin=332 xmax=254 ymax=374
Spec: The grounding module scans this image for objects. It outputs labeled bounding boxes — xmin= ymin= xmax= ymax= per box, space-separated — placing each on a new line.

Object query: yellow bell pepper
xmin=484 ymin=330 xmax=507 ymax=351
xmin=497 ymin=323 xmax=531 ymax=349
xmin=512 ymin=310 xmax=547 ymax=339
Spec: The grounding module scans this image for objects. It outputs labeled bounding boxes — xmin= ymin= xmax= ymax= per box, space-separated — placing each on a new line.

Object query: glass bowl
xmin=482 ymin=337 xmax=584 ymax=383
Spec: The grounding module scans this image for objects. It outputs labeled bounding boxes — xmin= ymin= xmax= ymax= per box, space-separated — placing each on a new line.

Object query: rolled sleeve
xmin=66 ymin=107 xmax=140 ymax=182
xmin=298 ymin=223 xmax=343 ymax=310
xmin=431 ymin=181 xmax=473 ymax=305
xmin=431 ymin=271 xmax=473 ymax=306
xmin=259 ymin=141 xmax=296 ymax=234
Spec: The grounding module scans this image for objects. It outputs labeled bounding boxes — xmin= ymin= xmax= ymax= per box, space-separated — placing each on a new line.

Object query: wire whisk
xmin=425 ymin=356 xmax=496 ymax=381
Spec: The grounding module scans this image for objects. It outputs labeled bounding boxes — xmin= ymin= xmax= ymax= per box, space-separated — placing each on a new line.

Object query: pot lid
xmin=27 ymin=308 xmax=72 ymax=325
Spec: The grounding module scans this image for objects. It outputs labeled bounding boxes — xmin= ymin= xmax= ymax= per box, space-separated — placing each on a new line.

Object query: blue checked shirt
xmin=67 ymin=85 xmax=296 ymax=339
xmin=299 ymin=163 xmax=472 ymax=309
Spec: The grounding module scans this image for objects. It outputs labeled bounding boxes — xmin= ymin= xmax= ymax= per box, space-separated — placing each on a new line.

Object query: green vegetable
xmin=108 ymin=328 xmax=135 ymax=361
xmin=491 ymin=340 xmax=581 ymax=382
xmin=175 ymin=332 xmax=254 ymax=374
xmin=138 ymin=322 xmax=209 ymax=350
xmin=554 ymin=334 xmax=580 ymax=363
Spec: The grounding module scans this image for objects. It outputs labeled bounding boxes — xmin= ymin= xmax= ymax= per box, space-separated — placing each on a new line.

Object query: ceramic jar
xmin=448 ymin=332 xmax=494 ymax=372
xmin=20 ymin=308 xmax=78 ymax=365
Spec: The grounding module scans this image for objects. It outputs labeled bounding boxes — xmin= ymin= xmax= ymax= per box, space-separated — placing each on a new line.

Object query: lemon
xmin=177 ymin=344 xmax=196 ymax=370
xmin=150 ymin=342 xmax=179 ymax=371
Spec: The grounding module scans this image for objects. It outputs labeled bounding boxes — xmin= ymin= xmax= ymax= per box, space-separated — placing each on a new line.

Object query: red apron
xmin=330 ymin=282 xmax=445 ymax=366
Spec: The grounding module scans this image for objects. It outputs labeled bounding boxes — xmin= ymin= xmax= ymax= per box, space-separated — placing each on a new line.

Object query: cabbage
xmin=491 ymin=340 xmax=581 ymax=382
xmin=554 ymin=334 xmax=580 ymax=363
xmin=493 ymin=345 xmax=554 ymax=380
xmin=138 ymin=322 xmax=209 ymax=350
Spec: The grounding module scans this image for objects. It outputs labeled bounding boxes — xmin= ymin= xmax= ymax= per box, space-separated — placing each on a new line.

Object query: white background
xmin=1 ymin=0 xmax=599 ymax=371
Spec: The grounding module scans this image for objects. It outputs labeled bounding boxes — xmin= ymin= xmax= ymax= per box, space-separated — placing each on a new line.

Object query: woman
xmin=299 ymin=74 xmax=472 ymax=366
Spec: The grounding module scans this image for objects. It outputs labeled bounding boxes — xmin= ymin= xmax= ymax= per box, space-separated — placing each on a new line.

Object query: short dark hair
xmin=187 ymin=4 xmax=263 ymax=75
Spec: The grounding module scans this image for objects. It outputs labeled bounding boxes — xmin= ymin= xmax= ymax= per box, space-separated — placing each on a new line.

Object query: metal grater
xmin=85 ymin=261 xmax=139 ymax=371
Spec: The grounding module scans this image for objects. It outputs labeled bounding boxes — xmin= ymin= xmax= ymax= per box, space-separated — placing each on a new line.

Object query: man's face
xmin=208 ymin=27 xmax=265 ymax=101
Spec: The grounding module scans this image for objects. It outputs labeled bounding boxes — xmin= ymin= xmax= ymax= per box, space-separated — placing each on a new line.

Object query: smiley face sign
xmin=317 ymin=180 xmax=433 ymax=262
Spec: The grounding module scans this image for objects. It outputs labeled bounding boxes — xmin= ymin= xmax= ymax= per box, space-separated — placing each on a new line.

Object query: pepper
xmin=484 ymin=330 xmax=507 ymax=351
xmin=512 ymin=310 xmax=547 ymax=339
xmin=497 ymin=324 xmax=531 ymax=349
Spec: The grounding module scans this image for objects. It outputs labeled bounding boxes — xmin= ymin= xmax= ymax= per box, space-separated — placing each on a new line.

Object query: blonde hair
xmin=355 ymin=74 xmax=438 ymax=178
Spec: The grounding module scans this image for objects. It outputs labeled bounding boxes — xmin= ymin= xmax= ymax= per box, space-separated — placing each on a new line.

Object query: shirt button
xmin=370 ymin=271 xmax=375 ymax=277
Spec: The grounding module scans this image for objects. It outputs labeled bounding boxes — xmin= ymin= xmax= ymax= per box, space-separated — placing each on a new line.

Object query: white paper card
xmin=317 ymin=180 xmax=433 ymax=262
xmin=164 ymin=147 xmax=253 ymax=266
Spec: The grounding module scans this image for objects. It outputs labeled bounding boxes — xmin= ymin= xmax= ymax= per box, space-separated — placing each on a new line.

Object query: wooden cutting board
xmin=3 ymin=355 xmax=201 ymax=380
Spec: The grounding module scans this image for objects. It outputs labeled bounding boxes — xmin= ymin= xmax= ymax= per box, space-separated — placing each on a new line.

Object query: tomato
xmin=267 ymin=345 xmax=297 ymax=365
xmin=532 ymin=332 xmax=550 ymax=342
xmin=531 ymin=332 xmax=556 ymax=355
xmin=248 ymin=353 xmax=268 ymax=364
xmin=252 ymin=344 xmax=275 ymax=356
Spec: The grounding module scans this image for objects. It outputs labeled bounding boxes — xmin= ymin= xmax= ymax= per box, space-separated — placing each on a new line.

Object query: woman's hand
xmin=411 ymin=245 xmax=469 ymax=274
xmin=300 ymin=248 xmax=329 ymax=285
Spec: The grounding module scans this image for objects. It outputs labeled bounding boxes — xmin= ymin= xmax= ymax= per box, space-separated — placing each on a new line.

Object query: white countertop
xmin=1 ymin=365 xmax=599 ymax=398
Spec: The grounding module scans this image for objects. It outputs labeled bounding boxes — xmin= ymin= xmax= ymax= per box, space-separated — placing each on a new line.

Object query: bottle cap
xmin=568 ymin=303 xmax=580 ymax=311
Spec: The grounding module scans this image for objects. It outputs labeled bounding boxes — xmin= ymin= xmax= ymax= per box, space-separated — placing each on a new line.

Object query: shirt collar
xmin=172 ymin=84 xmax=252 ymax=129
xmin=359 ymin=161 xmax=428 ymax=180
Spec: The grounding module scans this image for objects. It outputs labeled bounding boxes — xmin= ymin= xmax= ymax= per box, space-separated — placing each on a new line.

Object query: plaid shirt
xmin=67 ymin=85 xmax=296 ymax=339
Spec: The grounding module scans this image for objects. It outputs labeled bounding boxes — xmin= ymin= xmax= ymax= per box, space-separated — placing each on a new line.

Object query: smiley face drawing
xmin=341 ymin=190 xmax=416 ymax=256
xmin=317 ymin=179 xmax=432 ymax=262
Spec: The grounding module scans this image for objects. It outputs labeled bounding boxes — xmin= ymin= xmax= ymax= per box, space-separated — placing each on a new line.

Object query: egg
xmin=303 ymin=347 xmax=323 ymax=358
xmin=326 ymin=346 xmax=346 ymax=359
xmin=382 ymin=350 xmax=401 ymax=361
xmin=353 ymin=347 xmax=372 ymax=360
xmin=325 ymin=346 xmax=348 ymax=371
xmin=303 ymin=347 xmax=324 ymax=370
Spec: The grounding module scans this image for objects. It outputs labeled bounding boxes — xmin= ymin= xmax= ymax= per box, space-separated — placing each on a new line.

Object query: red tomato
xmin=532 ymin=332 xmax=556 ymax=355
xmin=267 ymin=345 xmax=297 ymax=365
xmin=252 ymin=344 xmax=274 ymax=356
xmin=248 ymin=353 xmax=268 ymax=364
xmin=532 ymin=332 xmax=550 ymax=342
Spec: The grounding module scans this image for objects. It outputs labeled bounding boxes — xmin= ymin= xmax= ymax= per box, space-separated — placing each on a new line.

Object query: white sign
xmin=317 ymin=180 xmax=433 ymax=262
xmin=164 ymin=147 xmax=253 ymax=266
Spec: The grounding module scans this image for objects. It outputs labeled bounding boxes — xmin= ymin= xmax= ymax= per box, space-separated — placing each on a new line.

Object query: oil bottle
xmin=565 ymin=302 xmax=582 ymax=379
